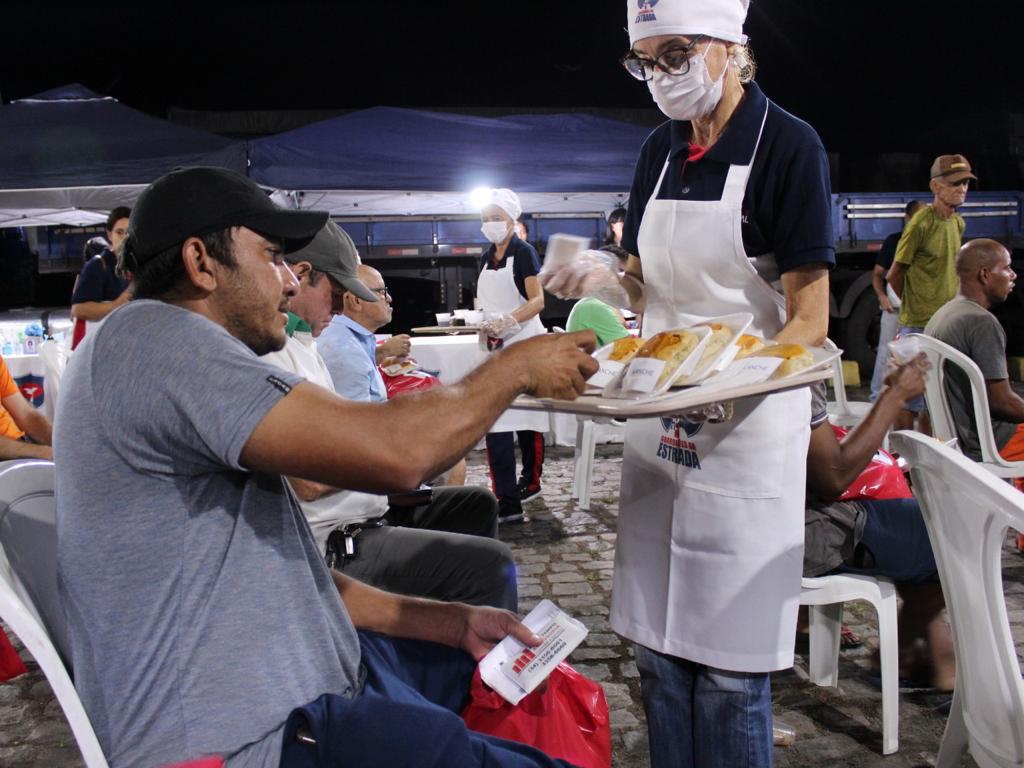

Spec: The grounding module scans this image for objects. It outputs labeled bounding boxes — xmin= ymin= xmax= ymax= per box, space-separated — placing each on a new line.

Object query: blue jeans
xmin=835 ymin=497 xmax=939 ymax=584
xmin=635 ymin=644 xmax=773 ymax=768
xmin=279 ymin=632 xmax=574 ymax=767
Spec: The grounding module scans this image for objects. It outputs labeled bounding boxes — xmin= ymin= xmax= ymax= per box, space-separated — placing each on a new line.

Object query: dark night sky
xmin=4 ymin=1 xmax=1022 ymax=162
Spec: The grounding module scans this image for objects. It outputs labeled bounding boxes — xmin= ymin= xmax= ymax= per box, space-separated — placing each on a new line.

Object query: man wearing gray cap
xmin=887 ymin=154 xmax=974 ymax=430
xmin=54 ymin=167 xmax=594 ymax=767
xmin=261 ymin=221 xmax=516 ymax=612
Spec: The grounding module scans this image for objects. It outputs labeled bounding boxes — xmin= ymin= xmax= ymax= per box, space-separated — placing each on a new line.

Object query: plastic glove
xmin=539 ymin=249 xmax=629 ymax=307
xmin=480 ymin=314 xmax=521 ymax=340
xmin=678 ymin=401 xmax=734 ymax=424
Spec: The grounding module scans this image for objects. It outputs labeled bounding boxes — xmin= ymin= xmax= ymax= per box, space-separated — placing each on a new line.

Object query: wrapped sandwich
xmin=734 ymin=334 xmax=766 ymax=359
xmin=751 ymin=343 xmax=814 ymax=378
xmin=608 ymin=336 xmax=644 ymax=363
xmin=693 ymin=322 xmax=733 ymax=368
xmin=587 ymin=336 xmax=645 ymax=389
xmin=623 ymin=329 xmax=701 ymax=391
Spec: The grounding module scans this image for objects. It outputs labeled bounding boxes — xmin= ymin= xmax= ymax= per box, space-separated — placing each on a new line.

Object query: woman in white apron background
xmin=542 ymin=1 xmax=833 ymax=765
xmin=476 ymin=188 xmax=549 ymax=523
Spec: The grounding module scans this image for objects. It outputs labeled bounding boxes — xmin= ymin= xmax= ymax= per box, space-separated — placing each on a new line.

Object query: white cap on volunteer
xmin=627 ymin=0 xmax=750 ymax=46
xmin=486 ymin=188 xmax=522 ymax=221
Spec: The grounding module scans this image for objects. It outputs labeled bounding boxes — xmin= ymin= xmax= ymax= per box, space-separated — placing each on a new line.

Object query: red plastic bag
xmin=380 ymin=367 xmax=442 ymax=399
xmin=832 ymin=425 xmax=913 ymax=501
xmin=0 ymin=629 xmax=27 ymax=682
xmin=462 ymin=662 xmax=611 ymax=768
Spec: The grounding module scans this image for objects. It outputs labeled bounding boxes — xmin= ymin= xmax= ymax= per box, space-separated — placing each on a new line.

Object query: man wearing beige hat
xmin=887 ymin=154 xmax=975 ymax=429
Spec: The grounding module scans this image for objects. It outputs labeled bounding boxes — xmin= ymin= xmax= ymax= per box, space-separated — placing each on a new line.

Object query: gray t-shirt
xmin=55 ymin=301 xmax=362 ymax=768
xmin=803 ymin=383 xmax=867 ymax=577
xmin=925 ymin=296 xmax=1016 ymax=461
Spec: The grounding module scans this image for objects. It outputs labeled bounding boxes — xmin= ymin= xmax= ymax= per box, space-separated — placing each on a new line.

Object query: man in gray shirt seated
xmin=261 ymin=221 xmax=515 ymax=610
xmin=924 ymin=238 xmax=1024 ymax=482
xmin=54 ymin=167 xmax=596 ymax=767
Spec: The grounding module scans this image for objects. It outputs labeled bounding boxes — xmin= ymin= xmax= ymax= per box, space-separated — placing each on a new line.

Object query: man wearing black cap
xmin=886 ymin=154 xmax=975 ymax=430
xmin=54 ymin=167 xmax=594 ymax=767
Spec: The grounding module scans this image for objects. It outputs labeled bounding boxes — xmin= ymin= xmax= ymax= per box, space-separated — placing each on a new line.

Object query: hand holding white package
xmin=888 ymin=334 xmax=921 ymax=364
xmin=478 ymin=599 xmax=588 ymax=705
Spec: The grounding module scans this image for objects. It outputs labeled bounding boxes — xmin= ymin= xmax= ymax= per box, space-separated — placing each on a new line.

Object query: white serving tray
xmin=510 ymin=345 xmax=840 ymax=419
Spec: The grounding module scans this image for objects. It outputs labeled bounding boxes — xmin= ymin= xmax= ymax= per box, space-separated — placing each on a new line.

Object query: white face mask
xmin=481 ymin=221 xmax=511 ymax=244
xmin=646 ymin=46 xmax=727 ymax=122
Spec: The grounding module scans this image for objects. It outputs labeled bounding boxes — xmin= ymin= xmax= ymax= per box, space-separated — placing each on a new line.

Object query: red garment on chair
xmin=0 ymin=629 xmax=27 ymax=682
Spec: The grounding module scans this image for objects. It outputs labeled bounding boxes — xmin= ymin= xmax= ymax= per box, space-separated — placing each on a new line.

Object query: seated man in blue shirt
xmin=319 ymin=262 xmax=394 ymax=403
xmin=321 ymin=262 xmax=466 ymax=484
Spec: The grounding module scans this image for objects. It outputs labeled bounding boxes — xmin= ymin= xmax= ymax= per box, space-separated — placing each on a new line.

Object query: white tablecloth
xmin=409 ymin=335 xmax=623 ymax=447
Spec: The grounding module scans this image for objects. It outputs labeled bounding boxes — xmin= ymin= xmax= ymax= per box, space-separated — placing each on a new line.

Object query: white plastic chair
xmin=570 ymin=416 xmax=625 ymax=511
xmin=891 ymin=429 xmax=1024 ymax=768
xmin=825 ymin=339 xmax=872 ymax=429
xmin=0 ymin=459 xmax=108 ymax=767
xmin=800 ymin=574 xmax=900 ymax=755
xmin=912 ymin=334 xmax=1024 ymax=480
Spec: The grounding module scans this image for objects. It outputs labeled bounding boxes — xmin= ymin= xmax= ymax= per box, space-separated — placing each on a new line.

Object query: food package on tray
xmin=586 ymin=336 xmax=644 ymax=389
xmin=672 ymin=313 xmax=753 ymax=385
xmin=604 ymin=327 xmax=710 ymax=399
xmin=707 ymin=338 xmax=816 ymax=387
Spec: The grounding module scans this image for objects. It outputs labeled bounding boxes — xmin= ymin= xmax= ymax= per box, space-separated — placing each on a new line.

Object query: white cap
xmin=627 ymin=0 xmax=750 ymax=46
xmin=486 ymin=188 xmax=522 ymax=221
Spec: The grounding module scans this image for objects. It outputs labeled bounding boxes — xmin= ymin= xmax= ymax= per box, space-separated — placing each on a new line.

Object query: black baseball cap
xmin=124 ymin=167 xmax=328 ymax=266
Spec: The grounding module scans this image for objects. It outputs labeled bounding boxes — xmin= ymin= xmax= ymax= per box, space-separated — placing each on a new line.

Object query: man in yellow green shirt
xmin=887 ymin=154 xmax=974 ymax=429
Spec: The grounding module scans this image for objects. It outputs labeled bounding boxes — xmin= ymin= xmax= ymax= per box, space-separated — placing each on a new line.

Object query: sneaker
xmin=498 ymin=498 xmax=526 ymax=524
xmin=517 ymin=480 xmax=543 ymax=503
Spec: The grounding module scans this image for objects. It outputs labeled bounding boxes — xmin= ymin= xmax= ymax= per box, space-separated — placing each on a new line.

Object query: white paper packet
xmin=478 ymin=599 xmax=588 ymax=705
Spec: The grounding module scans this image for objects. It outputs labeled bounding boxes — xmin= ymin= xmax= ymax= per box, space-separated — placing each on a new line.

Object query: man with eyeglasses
xmin=886 ymin=154 xmax=975 ymax=430
xmin=262 ymin=221 xmax=515 ymax=611
xmin=319 ymin=262 xmax=398 ymax=402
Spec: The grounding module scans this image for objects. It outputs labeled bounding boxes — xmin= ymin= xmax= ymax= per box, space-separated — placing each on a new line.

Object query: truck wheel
xmin=843 ymin=290 xmax=881 ymax=382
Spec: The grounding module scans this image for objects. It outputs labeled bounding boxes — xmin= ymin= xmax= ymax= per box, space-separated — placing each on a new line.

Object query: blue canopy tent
xmin=249 ymin=107 xmax=655 ymax=216
xmin=0 ymin=84 xmax=247 ymax=227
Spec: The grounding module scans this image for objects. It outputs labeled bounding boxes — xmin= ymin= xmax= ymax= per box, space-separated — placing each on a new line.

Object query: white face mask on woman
xmin=647 ymin=46 xmax=727 ymax=122
xmin=481 ymin=221 xmax=511 ymax=244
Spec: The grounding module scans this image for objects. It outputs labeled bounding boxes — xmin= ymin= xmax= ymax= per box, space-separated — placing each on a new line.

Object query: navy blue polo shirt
xmin=621 ymin=81 xmax=835 ymax=275
xmin=479 ymin=234 xmax=542 ymax=300
xmin=70 ymin=248 xmax=129 ymax=305
xmin=875 ymin=230 xmax=901 ymax=271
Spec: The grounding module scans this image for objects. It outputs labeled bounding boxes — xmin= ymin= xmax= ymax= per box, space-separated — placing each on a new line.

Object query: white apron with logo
xmin=610 ymin=104 xmax=811 ymax=673
xmin=477 ymin=254 xmax=549 ymax=433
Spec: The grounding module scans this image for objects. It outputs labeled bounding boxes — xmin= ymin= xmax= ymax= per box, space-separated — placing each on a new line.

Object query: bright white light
xmin=468 ymin=186 xmax=493 ymax=211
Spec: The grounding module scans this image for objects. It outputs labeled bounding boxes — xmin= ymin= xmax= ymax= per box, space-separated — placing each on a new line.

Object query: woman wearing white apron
xmin=542 ymin=2 xmax=833 ymax=765
xmin=477 ymin=189 xmax=549 ymax=522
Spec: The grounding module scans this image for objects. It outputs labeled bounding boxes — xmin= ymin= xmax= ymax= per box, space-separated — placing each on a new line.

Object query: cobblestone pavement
xmin=6 ymin=437 xmax=1017 ymax=766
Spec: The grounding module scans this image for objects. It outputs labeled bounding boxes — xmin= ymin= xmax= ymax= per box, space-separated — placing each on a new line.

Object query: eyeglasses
xmin=370 ymin=286 xmax=391 ymax=299
xmin=620 ymin=36 xmax=707 ymax=82
xmin=943 ymin=178 xmax=971 ymax=188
